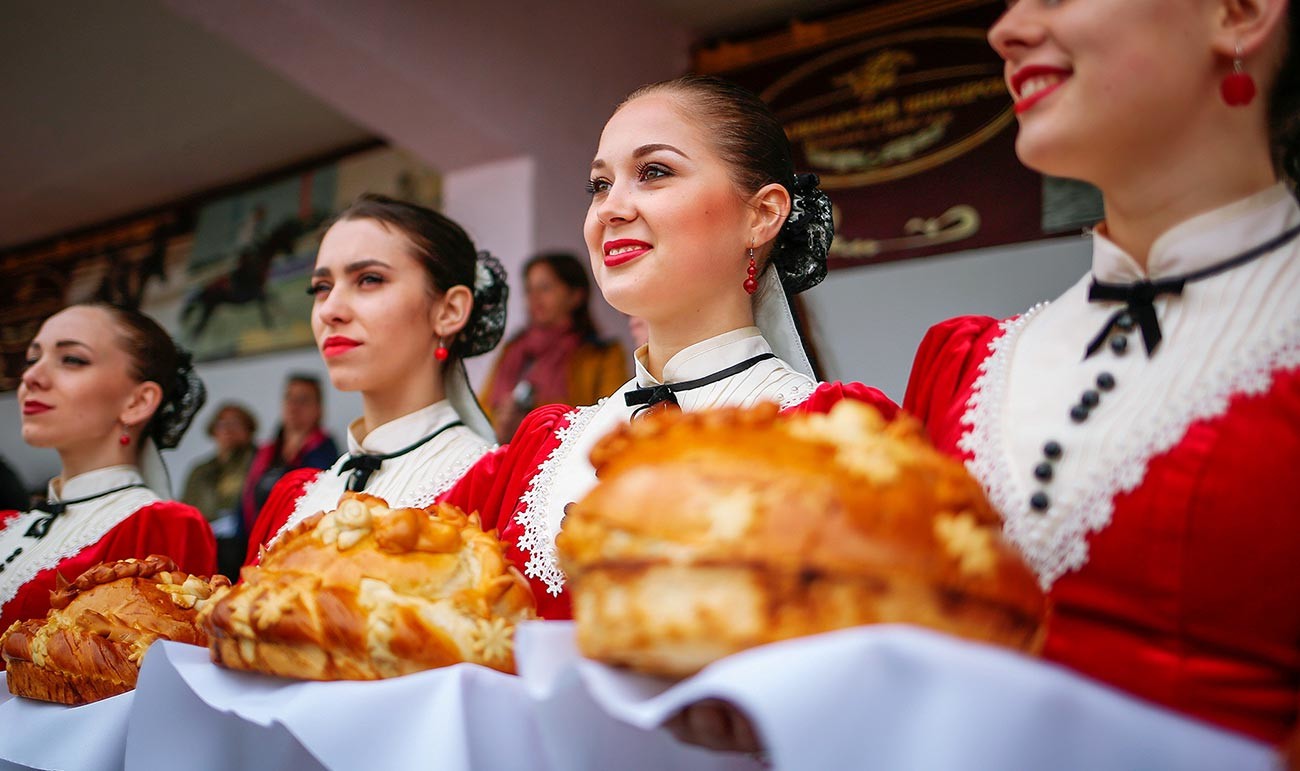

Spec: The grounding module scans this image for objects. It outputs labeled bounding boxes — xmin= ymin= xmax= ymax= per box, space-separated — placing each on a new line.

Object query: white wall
xmin=807 ymin=235 xmax=1092 ymax=401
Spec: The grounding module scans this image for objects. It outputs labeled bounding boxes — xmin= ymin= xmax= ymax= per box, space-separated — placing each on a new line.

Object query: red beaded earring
xmin=434 ymin=338 xmax=449 ymax=361
xmin=743 ymin=247 xmax=758 ymax=295
xmin=1221 ymin=42 xmax=1256 ymax=107
xmin=119 ymin=429 xmax=131 ymax=446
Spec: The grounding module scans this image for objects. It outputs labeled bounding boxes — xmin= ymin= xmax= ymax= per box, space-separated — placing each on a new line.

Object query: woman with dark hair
xmin=440 ymin=75 xmax=896 ymax=620
xmin=244 ymin=194 xmax=508 ymax=560
xmin=906 ymin=0 xmax=1300 ymax=747
xmin=482 ymin=252 xmax=629 ymax=442
xmin=0 ymin=303 xmax=215 ymax=634
xmin=239 ymin=374 xmax=338 ymax=535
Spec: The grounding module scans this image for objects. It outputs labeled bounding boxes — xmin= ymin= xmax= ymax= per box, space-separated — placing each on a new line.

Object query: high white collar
xmin=633 ymin=327 xmax=770 ymax=386
xmin=345 ymin=400 xmax=462 ymax=455
xmin=48 ymin=465 xmax=147 ymax=502
xmin=1092 ymin=183 xmax=1299 ymax=282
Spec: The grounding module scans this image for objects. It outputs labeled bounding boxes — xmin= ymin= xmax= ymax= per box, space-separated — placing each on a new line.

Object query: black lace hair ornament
xmin=770 ymin=172 xmax=834 ymax=295
xmin=453 ymin=251 xmax=509 ymax=359
xmin=150 ymin=347 xmax=207 ymax=450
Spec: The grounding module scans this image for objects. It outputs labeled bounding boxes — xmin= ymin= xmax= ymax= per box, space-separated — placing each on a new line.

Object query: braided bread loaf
xmin=1 ymin=555 xmax=229 ymax=704
xmin=200 ymin=493 xmax=536 ymax=680
xmin=557 ymin=400 xmax=1047 ymax=678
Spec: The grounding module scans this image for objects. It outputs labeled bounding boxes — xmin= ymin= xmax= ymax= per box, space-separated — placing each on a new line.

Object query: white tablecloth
xmin=0 ymin=672 xmax=132 ymax=771
xmin=0 ymin=623 xmax=1283 ymax=771
xmin=515 ymin=622 xmax=1281 ymax=771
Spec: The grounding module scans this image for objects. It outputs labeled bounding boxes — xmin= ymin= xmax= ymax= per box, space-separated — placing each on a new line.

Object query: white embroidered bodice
xmin=274 ymin=400 xmax=492 ymax=542
xmin=0 ymin=465 xmax=161 ymax=612
xmin=518 ymin=327 xmax=818 ymax=595
xmin=960 ymin=184 xmax=1300 ymax=589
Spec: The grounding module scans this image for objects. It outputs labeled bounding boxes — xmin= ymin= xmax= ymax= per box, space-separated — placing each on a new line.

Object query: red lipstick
xmin=603 ymin=239 xmax=652 ymax=268
xmin=22 ymin=400 xmax=52 ymax=416
xmin=1009 ymin=64 xmax=1071 ymax=115
xmin=321 ymin=335 xmax=362 ymax=358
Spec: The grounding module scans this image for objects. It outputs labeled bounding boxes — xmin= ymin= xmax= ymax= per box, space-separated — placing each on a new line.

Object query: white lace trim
xmin=777 ymin=379 xmax=818 ymax=410
xmin=0 ymin=487 xmax=161 ymax=614
xmin=406 ymin=445 xmax=494 ymax=510
xmin=959 ymin=305 xmax=1300 ymax=590
xmin=515 ymin=403 xmax=602 ymax=597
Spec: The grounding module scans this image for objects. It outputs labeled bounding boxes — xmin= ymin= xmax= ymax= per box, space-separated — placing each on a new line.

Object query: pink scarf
xmin=489 ymin=325 xmax=581 ymax=409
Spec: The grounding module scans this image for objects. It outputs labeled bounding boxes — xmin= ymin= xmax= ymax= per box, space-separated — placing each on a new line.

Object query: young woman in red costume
xmin=905 ymin=0 xmax=1300 ymax=746
xmin=440 ymin=76 xmax=896 ymax=621
xmin=244 ymin=195 xmax=507 ymax=561
xmin=0 ymin=303 xmax=216 ymax=636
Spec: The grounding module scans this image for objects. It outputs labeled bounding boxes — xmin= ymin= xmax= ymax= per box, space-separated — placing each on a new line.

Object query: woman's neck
xmin=57 ymin=440 xmax=135 ymax=489
xmin=643 ymin=302 xmax=754 ymax=382
xmin=358 ymin=376 xmax=445 ymax=442
xmin=1096 ymin=116 xmax=1276 ymax=268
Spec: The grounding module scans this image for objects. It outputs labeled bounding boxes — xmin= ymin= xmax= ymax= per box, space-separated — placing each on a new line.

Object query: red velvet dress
xmin=903 ymin=185 xmax=1300 ymax=744
xmin=0 ymin=498 xmax=216 ymax=638
xmin=440 ymin=327 xmax=897 ymax=620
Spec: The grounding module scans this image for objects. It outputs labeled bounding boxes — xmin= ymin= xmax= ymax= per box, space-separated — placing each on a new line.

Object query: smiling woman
xmin=437 ymin=75 xmax=899 ymax=622
xmin=243 ymin=194 xmax=509 ymax=562
xmin=0 ymin=303 xmax=216 ymax=639
xmin=904 ymin=0 xmax=1300 ymax=749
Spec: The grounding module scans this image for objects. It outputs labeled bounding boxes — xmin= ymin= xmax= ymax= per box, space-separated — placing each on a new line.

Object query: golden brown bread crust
xmin=200 ymin=494 xmax=536 ymax=680
xmin=558 ymin=401 xmax=1047 ymax=678
xmin=1 ymin=558 xmax=229 ymax=704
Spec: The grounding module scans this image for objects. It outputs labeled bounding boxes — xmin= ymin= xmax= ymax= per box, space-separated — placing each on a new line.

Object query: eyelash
xmin=22 ymin=355 xmax=87 ymax=369
xmin=585 ymin=162 xmax=673 ymax=196
xmin=306 ymin=273 xmax=384 ymax=298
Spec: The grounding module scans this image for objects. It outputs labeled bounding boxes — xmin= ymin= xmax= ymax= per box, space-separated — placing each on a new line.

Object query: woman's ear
xmin=433 ymin=285 xmax=474 ymax=340
xmin=748 ymin=182 xmax=793 ymax=251
xmin=120 ymin=381 xmax=164 ymax=431
xmin=1212 ymin=0 xmax=1288 ymax=60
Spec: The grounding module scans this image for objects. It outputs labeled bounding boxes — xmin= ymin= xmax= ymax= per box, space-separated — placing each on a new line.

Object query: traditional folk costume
xmin=904 ymin=184 xmax=1300 ymax=743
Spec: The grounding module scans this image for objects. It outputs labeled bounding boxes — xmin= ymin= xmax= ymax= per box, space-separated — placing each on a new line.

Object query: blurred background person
xmin=483 ymin=252 xmax=628 ymax=443
xmin=239 ymin=373 xmax=337 ymax=535
xmin=181 ymin=402 xmax=257 ymax=578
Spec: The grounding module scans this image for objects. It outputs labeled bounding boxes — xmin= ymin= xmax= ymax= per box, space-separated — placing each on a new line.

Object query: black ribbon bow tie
xmin=1084 ymin=221 xmax=1300 ymax=360
xmin=25 ymin=483 xmax=147 ymax=540
xmin=624 ymin=353 xmax=777 ymax=418
xmin=338 ymin=420 xmax=464 ymax=492
xmin=1084 ymin=278 xmax=1186 ymax=358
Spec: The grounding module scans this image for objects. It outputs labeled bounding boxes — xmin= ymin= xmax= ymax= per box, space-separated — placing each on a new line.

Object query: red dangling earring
xmin=119 ymin=430 xmax=131 ymax=446
xmin=434 ymin=338 xmax=449 ymax=361
xmin=743 ymin=247 xmax=758 ymax=295
xmin=1221 ymin=42 xmax=1256 ymax=107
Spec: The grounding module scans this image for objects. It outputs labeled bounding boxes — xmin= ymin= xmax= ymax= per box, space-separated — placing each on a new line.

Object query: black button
xmin=1116 ymin=313 xmax=1136 ymax=331
xmin=12 ymin=547 xmax=20 ymax=556
xmin=1070 ymin=404 xmax=1090 ymax=423
xmin=1110 ymin=336 xmax=1129 ymax=355
xmin=1081 ymin=389 xmax=1101 ymax=408
xmin=1030 ymin=492 xmax=1050 ymax=512
xmin=1034 ymin=462 xmax=1054 ymax=481
xmin=1096 ymin=372 xmax=1116 ymax=391
xmin=1043 ymin=441 xmax=1063 ymax=460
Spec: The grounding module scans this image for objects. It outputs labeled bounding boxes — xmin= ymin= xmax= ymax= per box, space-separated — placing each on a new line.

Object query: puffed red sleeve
xmin=903 ymin=316 xmax=1001 ymax=450
xmin=243 ymin=468 xmax=322 ymax=566
xmin=439 ymin=404 xmax=571 ymax=534
xmin=96 ymin=501 xmax=217 ymax=577
xmin=793 ymin=381 xmax=900 ymax=420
